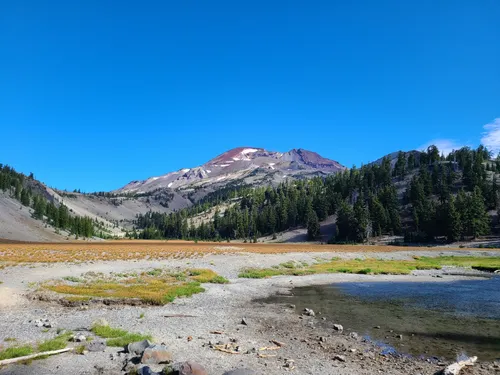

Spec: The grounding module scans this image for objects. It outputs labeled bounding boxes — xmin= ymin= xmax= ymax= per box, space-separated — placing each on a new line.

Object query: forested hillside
xmin=0 ymin=164 xmax=97 ymax=238
xmin=132 ymin=145 xmax=497 ymax=244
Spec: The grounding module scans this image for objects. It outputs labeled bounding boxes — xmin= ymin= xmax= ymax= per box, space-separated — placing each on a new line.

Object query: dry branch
xmin=214 ymin=345 xmax=239 ymax=354
xmin=0 ymin=348 xmax=73 ymax=366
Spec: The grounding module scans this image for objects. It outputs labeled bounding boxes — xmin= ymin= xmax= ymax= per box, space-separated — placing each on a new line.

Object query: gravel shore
xmin=0 ymin=250 xmax=498 ymax=375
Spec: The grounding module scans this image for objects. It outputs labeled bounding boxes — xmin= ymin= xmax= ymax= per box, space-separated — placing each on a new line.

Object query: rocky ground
xmin=0 ymin=250 xmax=499 ymax=375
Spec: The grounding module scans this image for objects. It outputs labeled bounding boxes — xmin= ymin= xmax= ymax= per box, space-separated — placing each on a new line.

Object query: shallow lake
xmin=262 ymin=276 xmax=500 ymax=361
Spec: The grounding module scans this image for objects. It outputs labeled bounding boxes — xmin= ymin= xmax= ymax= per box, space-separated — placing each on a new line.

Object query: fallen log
xmin=443 ymin=356 xmax=477 ymax=375
xmin=0 ymin=347 xmax=74 ymax=366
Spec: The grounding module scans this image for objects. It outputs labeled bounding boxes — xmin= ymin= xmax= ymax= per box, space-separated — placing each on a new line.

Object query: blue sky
xmin=0 ymin=1 xmax=499 ymax=192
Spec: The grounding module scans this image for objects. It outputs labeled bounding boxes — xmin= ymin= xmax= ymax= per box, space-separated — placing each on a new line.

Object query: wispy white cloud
xmin=481 ymin=118 xmax=500 ymax=155
xmin=418 ymin=139 xmax=464 ymax=156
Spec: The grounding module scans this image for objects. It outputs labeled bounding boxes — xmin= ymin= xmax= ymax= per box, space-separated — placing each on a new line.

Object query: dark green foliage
xmin=0 ymin=164 xmax=95 ymax=238
xmin=132 ymin=145 xmax=497 ymax=244
xmin=307 ymin=210 xmax=320 ymax=240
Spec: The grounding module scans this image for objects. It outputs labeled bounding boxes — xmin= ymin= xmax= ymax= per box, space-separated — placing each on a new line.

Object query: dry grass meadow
xmin=0 ymin=239 xmax=474 ymax=265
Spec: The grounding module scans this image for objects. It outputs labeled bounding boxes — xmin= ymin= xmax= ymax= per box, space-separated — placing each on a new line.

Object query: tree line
xmin=131 ymin=145 xmax=497 ymax=244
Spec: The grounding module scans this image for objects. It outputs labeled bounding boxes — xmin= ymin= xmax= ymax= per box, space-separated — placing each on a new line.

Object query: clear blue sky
xmin=1 ymin=1 xmax=499 ymax=192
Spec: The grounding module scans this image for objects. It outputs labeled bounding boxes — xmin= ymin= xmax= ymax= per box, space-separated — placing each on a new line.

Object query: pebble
xmin=333 ymin=324 xmax=344 ymax=332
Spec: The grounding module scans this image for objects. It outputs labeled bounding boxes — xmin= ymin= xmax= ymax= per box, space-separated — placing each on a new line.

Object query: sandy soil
xmin=0 ymin=249 xmax=498 ymax=375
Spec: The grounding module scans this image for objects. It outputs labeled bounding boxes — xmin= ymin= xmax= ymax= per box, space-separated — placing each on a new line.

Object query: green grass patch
xmin=239 ymin=256 xmax=500 ymax=278
xmin=37 ymin=332 xmax=73 ymax=352
xmin=91 ymin=325 xmax=152 ymax=347
xmin=0 ymin=345 xmax=33 ymax=360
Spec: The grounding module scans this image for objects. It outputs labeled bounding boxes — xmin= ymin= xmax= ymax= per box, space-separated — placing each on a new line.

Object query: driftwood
xmin=0 ymin=347 xmax=73 ymax=366
xmin=214 ymin=345 xmax=239 ymax=354
xmin=271 ymin=340 xmax=285 ymax=347
xmin=259 ymin=346 xmax=281 ymax=351
xmin=443 ymin=356 xmax=477 ymax=375
xmin=210 ymin=330 xmax=224 ymax=335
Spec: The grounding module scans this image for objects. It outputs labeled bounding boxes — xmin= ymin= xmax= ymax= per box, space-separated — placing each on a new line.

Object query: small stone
xmin=128 ymin=339 xmax=152 ymax=356
xmin=333 ymin=324 xmax=344 ymax=332
xmin=137 ymin=366 xmax=160 ymax=375
xmin=319 ymin=336 xmax=327 ymax=342
xmin=73 ymin=334 xmax=86 ymax=342
xmin=303 ymin=308 xmax=315 ymax=317
xmin=171 ymin=361 xmax=208 ymax=375
xmin=241 ymin=318 xmax=248 ymax=326
xmin=86 ymin=339 xmax=107 ymax=352
xmin=349 ymin=348 xmax=357 ymax=353
xmin=289 ymin=304 xmax=296 ymax=309
xmin=350 ymin=332 xmax=359 ymax=340
xmin=333 ymin=354 xmax=346 ymax=362
xmin=396 ymin=334 xmax=403 ymax=340
xmin=141 ymin=345 xmax=173 ymax=365
xmin=322 ymin=317 xmax=326 ymax=320
xmin=374 ymin=326 xmax=381 ymax=329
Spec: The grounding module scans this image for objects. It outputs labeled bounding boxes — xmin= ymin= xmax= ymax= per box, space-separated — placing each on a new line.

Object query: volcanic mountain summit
xmin=115 ymin=147 xmax=345 ymax=195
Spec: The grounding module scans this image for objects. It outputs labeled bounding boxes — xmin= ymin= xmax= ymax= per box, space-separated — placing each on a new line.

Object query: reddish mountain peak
xmin=206 ymin=147 xmax=265 ymax=165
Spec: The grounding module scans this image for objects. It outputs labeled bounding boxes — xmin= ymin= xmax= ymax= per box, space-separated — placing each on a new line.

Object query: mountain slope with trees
xmin=131 ymin=145 xmax=497 ymax=245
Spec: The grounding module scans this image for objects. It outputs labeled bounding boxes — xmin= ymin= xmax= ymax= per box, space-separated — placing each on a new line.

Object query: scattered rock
xmin=396 ymin=334 xmax=403 ymax=340
xmin=333 ymin=354 xmax=346 ymax=362
xmin=319 ymin=336 xmax=327 ymax=342
xmin=350 ymin=332 xmax=359 ymax=340
xmin=289 ymin=304 xmax=296 ymax=309
xmin=73 ymin=334 xmax=86 ymax=342
xmin=241 ymin=318 xmax=248 ymax=326
xmin=141 ymin=345 xmax=173 ymax=365
xmin=171 ymin=361 xmax=208 ymax=375
xmin=86 ymin=339 xmax=107 ymax=352
xmin=137 ymin=366 xmax=159 ymax=375
xmin=333 ymin=324 xmax=344 ymax=332
xmin=128 ymin=339 xmax=152 ymax=356
xmin=303 ymin=308 xmax=315 ymax=317
xmin=223 ymin=370 xmax=256 ymax=375
xmin=374 ymin=326 xmax=381 ymax=329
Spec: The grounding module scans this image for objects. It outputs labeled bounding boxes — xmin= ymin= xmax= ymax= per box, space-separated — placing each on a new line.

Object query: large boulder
xmin=141 ymin=345 xmax=173 ymax=365
xmin=128 ymin=339 xmax=152 ymax=356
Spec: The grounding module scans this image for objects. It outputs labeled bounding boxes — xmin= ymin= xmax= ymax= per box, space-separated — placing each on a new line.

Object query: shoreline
xmin=0 ymin=251 xmax=498 ymax=374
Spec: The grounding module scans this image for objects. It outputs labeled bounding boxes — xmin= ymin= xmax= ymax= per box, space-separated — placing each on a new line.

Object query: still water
xmin=263 ymin=276 xmax=500 ymax=361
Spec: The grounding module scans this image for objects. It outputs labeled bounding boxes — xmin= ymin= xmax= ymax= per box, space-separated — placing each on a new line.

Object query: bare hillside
xmin=0 ymin=192 xmax=69 ymax=242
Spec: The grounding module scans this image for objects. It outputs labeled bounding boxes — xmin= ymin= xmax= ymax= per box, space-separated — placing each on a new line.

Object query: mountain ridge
xmin=114 ymin=146 xmax=346 ymax=195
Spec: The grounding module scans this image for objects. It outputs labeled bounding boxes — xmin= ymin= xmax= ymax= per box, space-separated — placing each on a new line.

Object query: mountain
xmin=115 ymin=147 xmax=345 ymax=196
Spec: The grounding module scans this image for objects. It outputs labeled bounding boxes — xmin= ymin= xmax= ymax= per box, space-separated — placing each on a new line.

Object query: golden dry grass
xmin=0 ymin=240 xmax=487 ymax=265
xmin=40 ymin=268 xmax=227 ymax=305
